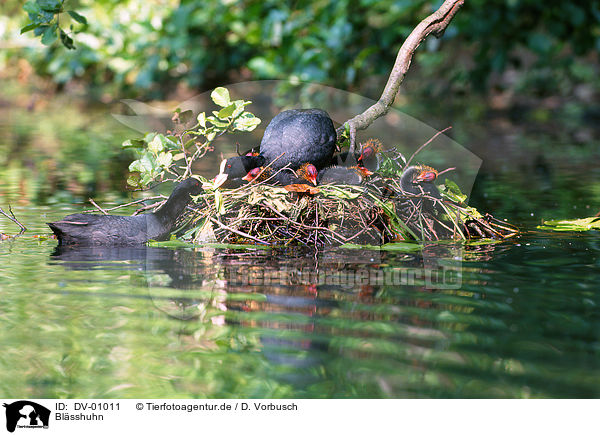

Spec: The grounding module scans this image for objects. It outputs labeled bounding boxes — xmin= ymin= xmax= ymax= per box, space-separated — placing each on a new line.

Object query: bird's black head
xmin=180 ymin=177 xmax=203 ymax=195
xmin=221 ymin=155 xmax=265 ymax=178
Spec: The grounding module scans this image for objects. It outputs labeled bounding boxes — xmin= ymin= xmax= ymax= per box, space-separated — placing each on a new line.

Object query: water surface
xmin=1 ymin=206 xmax=598 ymax=398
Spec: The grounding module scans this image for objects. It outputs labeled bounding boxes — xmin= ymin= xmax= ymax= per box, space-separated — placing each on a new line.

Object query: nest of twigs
xmin=175 ymin=170 xmax=518 ymax=248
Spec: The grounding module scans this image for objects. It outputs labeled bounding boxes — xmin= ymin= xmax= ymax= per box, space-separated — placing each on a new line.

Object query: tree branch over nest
xmin=338 ymin=0 xmax=465 ymax=152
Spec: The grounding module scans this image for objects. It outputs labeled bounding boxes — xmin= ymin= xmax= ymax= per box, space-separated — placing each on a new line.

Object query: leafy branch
xmin=123 ymin=87 xmax=261 ymax=188
xmin=21 ymin=0 xmax=87 ymax=49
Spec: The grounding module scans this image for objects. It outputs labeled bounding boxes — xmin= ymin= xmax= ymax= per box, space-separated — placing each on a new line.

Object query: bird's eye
xmin=227 ymin=164 xmax=232 ymax=168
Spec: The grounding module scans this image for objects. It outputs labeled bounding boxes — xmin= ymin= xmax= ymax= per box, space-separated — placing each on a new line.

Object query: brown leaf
xmin=284 ymin=184 xmax=320 ymax=195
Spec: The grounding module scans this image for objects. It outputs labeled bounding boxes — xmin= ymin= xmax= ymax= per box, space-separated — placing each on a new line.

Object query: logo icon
xmin=3 ymin=401 xmax=50 ymax=433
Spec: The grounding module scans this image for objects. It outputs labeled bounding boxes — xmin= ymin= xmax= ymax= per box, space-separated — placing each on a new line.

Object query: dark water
xmin=0 ymin=205 xmax=598 ymax=398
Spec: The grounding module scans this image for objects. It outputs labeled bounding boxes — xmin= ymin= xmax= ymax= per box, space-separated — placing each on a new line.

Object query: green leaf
xmin=126 ymin=175 xmax=140 ymax=187
xmin=141 ymin=173 xmax=154 ymax=186
xmin=139 ymin=152 xmax=156 ymax=172
xmin=538 ymin=217 xmax=600 ymax=232
xmin=211 ymin=87 xmax=231 ymax=107
xmin=20 ymin=23 xmax=41 ymax=34
xmin=59 ymin=29 xmax=75 ymax=50
xmin=178 ymin=109 xmax=194 ymax=124
xmin=23 ymin=1 xmax=41 ymax=14
xmin=214 ymin=190 xmax=225 ymax=215
xmin=144 ymin=132 xmax=158 ymax=142
xmin=320 ymin=185 xmax=361 ymax=199
xmin=122 ymin=139 xmax=146 ymax=148
xmin=232 ymin=113 xmax=261 ymax=131
xmin=206 ymin=116 xmax=229 ymax=128
xmin=148 ymin=135 xmax=164 ymax=154
xmin=197 ymin=112 xmax=206 ymax=128
xmin=34 ymin=25 xmax=47 ymax=36
xmin=37 ymin=0 xmax=62 ymax=12
xmin=41 ymin=23 xmax=57 ymax=46
xmin=218 ymin=103 xmax=236 ymax=119
xmin=128 ymin=160 xmax=142 ymax=172
xmin=205 ymin=129 xmax=217 ymax=141
xmin=156 ymin=152 xmax=173 ymax=168
xmin=67 ymin=10 xmax=87 ymax=25
xmin=439 ymin=179 xmax=467 ymax=203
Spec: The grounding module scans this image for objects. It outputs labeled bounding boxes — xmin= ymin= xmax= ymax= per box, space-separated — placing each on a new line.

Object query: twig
xmin=337 ymin=0 xmax=464 ymax=152
xmin=262 ymin=202 xmax=347 ymax=244
xmin=88 ymin=198 xmax=109 ymax=215
xmin=132 ymin=201 xmax=165 ymax=216
xmin=82 ymin=196 xmax=166 ymax=214
xmin=209 ymin=217 xmax=271 ymax=245
xmin=404 ymin=126 xmax=452 ymax=169
xmin=0 ymin=205 xmax=27 ymax=234
xmin=437 ymin=167 xmax=456 ymax=177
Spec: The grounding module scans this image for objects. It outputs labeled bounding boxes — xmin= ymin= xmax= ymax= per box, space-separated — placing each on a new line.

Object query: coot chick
xmin=217 ymin=154 xmax=265 ymax=181
xmin=357 ymin=138 xmax=382 ymax=173
xmin=244 ymin=163 xmax=318 ymax=186
xmin=399 ymin=165 xmax=442 ymax=212
xmin=329 ymin=138 xmax=381 ymax=175
xmin=317 ymin=166 xmax=365 ymax=185
xmin=213 ymin=157 xmax=264 ymax=189
xmin=259 ymin=109 xmax=337 ymax=171
xmin=47 ymin=178 xmax=203 ymax=246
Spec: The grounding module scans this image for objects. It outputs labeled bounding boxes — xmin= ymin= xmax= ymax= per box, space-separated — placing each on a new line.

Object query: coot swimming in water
xmin=47 ymin=178 xmax=203 ymax=246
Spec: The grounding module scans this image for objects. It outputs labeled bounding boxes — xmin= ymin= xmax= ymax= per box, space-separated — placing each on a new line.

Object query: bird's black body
xmin=259 ymin=109 xmax=337 ymax=171
xmin=317 ymin=166 xmax=364 ymax=185
xmin=47 ymin=178 xmax=203 ymax=246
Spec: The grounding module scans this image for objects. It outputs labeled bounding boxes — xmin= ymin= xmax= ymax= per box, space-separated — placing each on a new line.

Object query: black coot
xmin=259 ymin=109 xmax=336 ymax=171
xmin=47 ymin=178 xmax=203 ymax=246
xmin=216 ymin=108 xmax=336 ymax=185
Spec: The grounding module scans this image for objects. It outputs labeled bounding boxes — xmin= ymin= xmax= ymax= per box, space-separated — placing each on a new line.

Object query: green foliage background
xmin=3 ymin=0 xmax=598 ymax=99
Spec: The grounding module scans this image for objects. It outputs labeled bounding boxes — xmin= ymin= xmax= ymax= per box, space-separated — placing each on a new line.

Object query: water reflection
xmin=10 ymin=233 xmax=593 ymax=398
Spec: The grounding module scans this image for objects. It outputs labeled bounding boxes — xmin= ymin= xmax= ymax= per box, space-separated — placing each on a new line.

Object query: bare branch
xmin=338 ymin=0 xmax=464 ymax=152
xmin=0 ymin=205 xmax=27 ymax=234
xmin=88 ymin=198 xmax=109 ymax=215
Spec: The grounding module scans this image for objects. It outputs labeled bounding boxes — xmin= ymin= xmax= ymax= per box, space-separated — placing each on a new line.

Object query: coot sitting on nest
xmin=47 ymin=178 xmax=203 ymax=246
xmin=260 ymin=109 xmax=336 ymax=171
xmin=216 ymin=109 xmax=336 ymax=185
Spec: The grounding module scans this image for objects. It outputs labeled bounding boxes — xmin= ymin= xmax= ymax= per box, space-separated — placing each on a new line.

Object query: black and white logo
xmin=3 ymin=401 xmax=50 ymax=433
